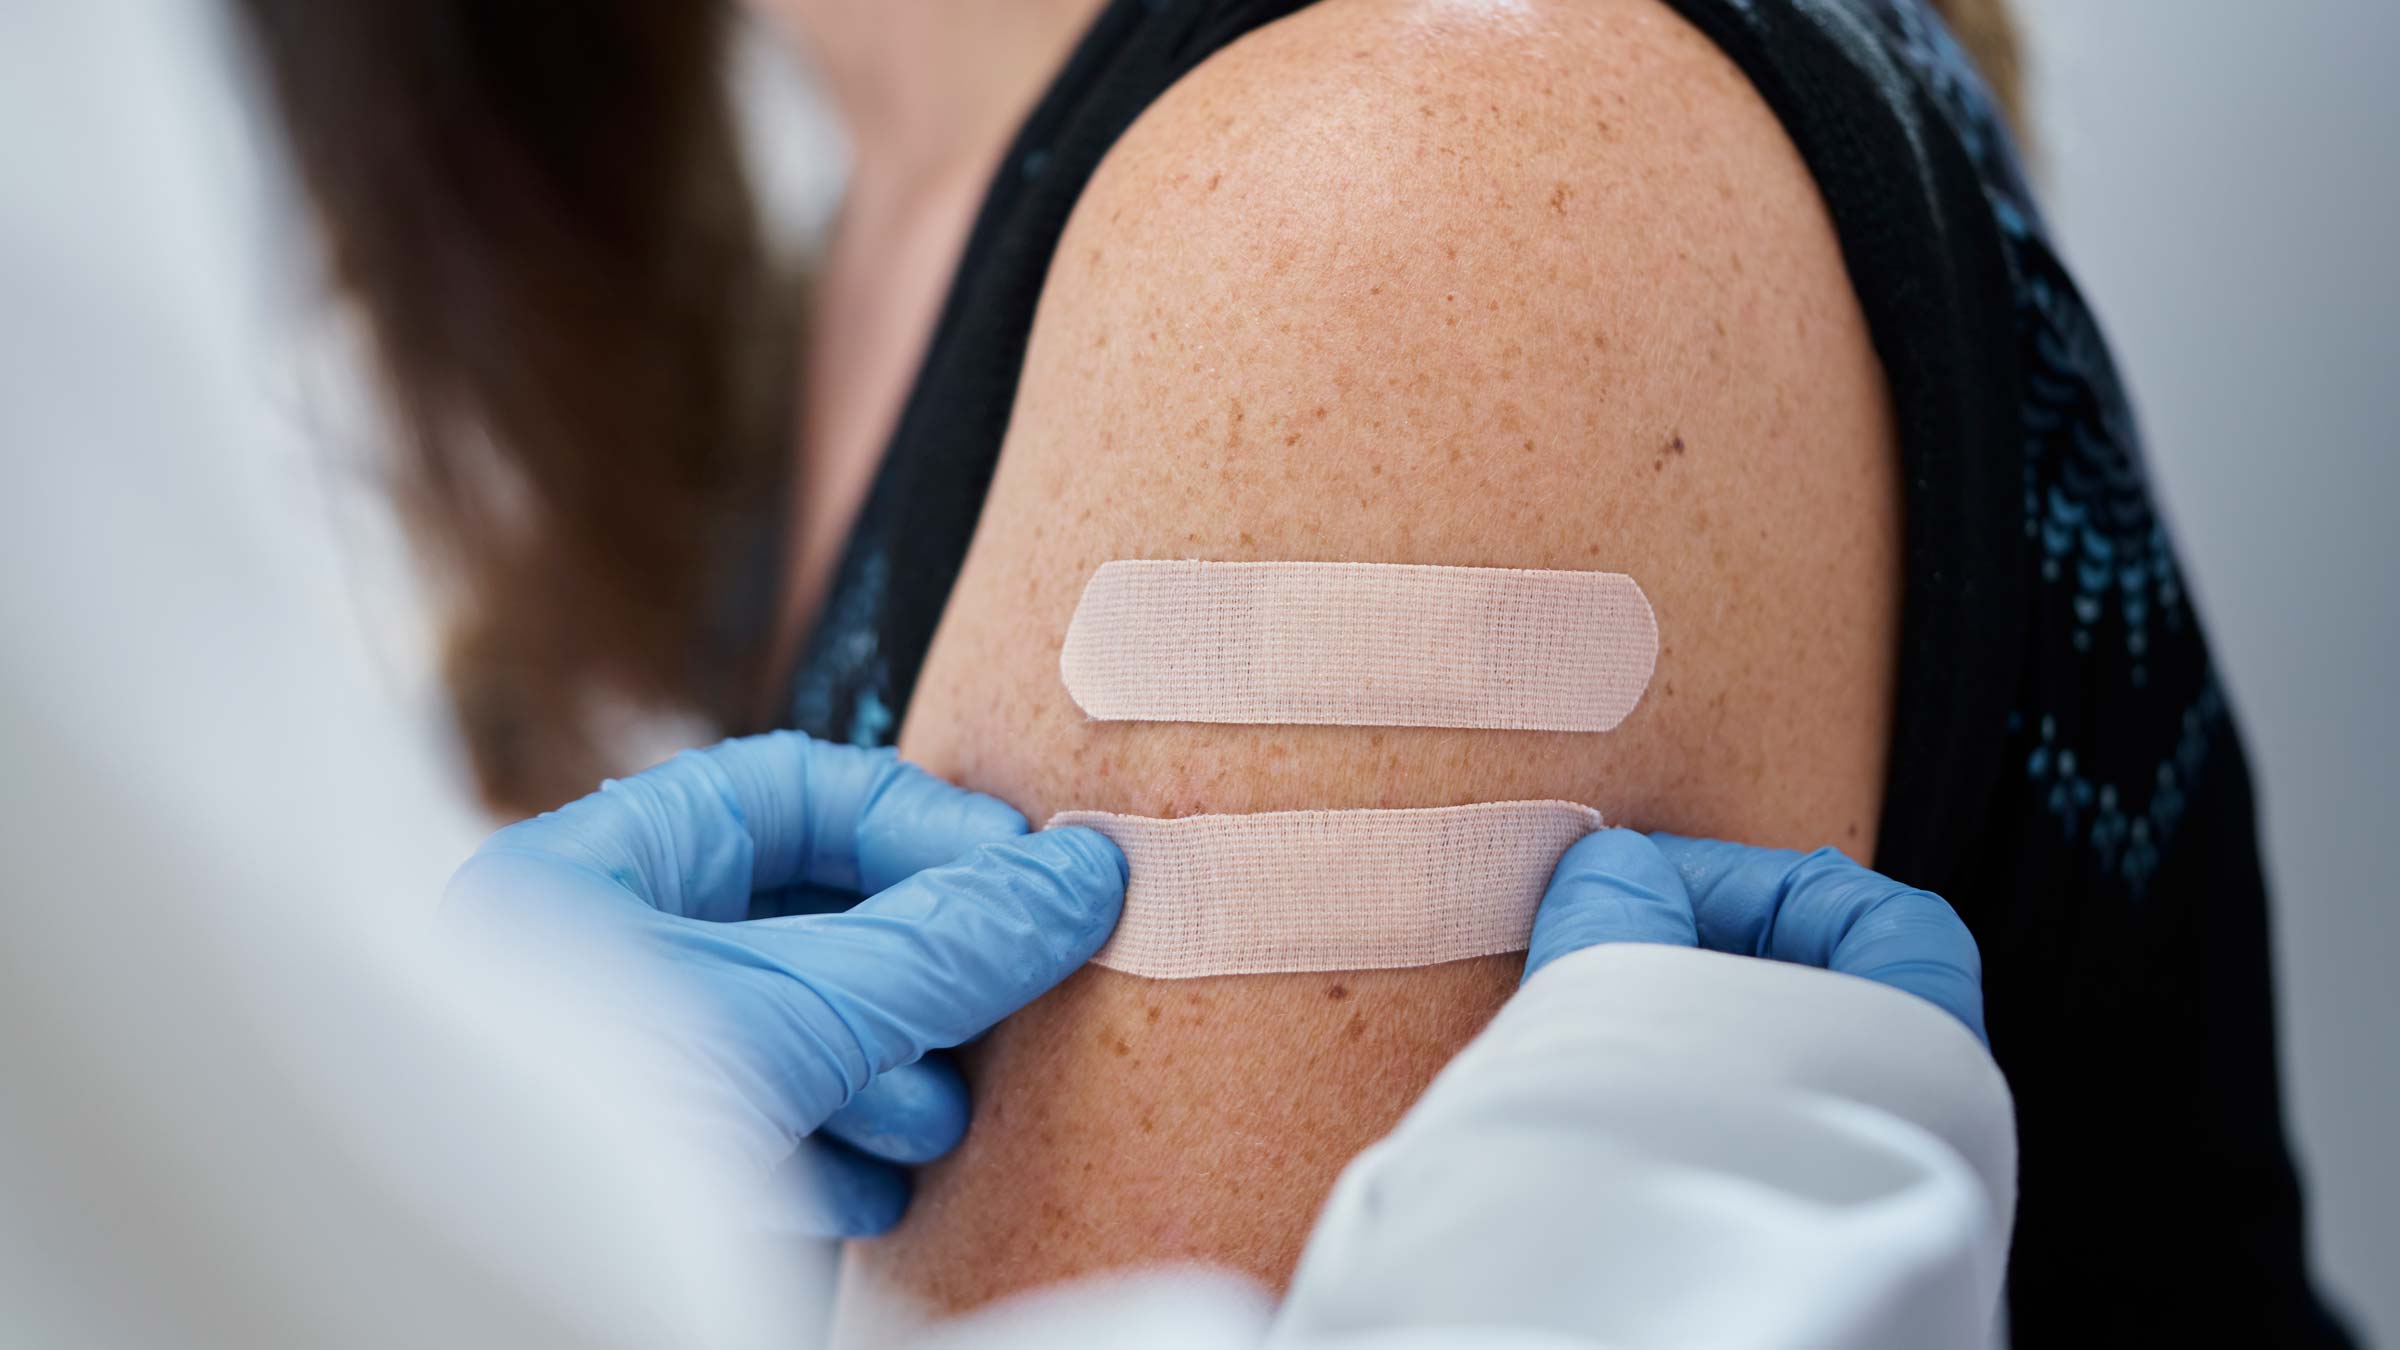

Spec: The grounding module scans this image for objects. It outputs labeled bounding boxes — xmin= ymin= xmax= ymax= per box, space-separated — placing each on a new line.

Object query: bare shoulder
xmin=911 ymin=0 xmax=1900 ymax=847
xmin=863 ymin=0 xmax=1904 ymax=1314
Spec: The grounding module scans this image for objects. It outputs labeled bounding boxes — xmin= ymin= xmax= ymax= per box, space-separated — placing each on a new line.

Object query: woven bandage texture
xmin=1048 ymin=801 xmax=1606 ymax=978
xmin=1059 ymin=560 xmax=1657 ymax=732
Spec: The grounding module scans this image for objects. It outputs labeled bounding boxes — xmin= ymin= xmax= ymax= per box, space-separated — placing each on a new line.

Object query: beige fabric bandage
xmin=1049 ymin=801 xmax=1604 ymax=978
xmin=1060 ymin=560 xmax=1657 ymax=732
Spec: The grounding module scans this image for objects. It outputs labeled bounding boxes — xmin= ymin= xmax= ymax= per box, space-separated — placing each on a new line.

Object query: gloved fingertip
xmin=1558 ymin=825 xmax=1674 ymax=878
xmin=1876 ymin=966 xmax=1990 ymax=1050
xmin=855 ymin=759 xmax=1033 ymax=893
xmin=772 ymin=1141 xmax=912 ymax=1239
xmin=991 ymin=826 xmax=1129 ymax=964
xmin=959 ymin=791 xmax=1034 ymax=842
xmin=1835 ymin=888 xmax=1990 ymax=1049
xmin=821 ymin=1057 xmax=972 ymax=1165
xmin=1024 ymin=824 xmax=1131 ymax=889
xmin=1526 ymin=827 xmax=1699 ymax=980
xmin=1953 ymin=993 xmax=1991 ymax=1050
xmin=797 ymin=828 xmax=1130 ymax=1069
xmin=1647 ymin=830 xmax=1756 ymax=873
xmin=880 ymin=757 xmax=1031 ymax=838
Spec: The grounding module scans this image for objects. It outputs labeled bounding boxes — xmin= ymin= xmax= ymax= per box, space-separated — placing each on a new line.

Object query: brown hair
xmin=235 ymin=0 xmax=2022 ymax=820
xmin=236 ymin=1 xmax=789 ymax=816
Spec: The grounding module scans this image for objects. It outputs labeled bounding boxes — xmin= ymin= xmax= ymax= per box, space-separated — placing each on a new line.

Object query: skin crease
xmin=826 ymin=0 xmax=1904 ymax=1324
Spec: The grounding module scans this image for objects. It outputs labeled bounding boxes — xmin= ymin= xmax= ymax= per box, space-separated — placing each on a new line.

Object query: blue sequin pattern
xmin=1867 ymin=0 xmax=2223 ymax=894
xmin=787 ymin=551 xmax=898 ymax=749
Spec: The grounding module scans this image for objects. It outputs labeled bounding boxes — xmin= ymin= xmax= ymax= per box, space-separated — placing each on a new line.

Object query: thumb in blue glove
xmin=1525 ymin=828 xmax=1986 ymax=1047
xmin=445 ymin=732 xmax=1126 ymax=1237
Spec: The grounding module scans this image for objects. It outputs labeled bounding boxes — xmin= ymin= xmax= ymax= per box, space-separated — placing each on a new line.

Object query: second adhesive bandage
xmin=1052 ymin=801 xmax=1605 ymax=978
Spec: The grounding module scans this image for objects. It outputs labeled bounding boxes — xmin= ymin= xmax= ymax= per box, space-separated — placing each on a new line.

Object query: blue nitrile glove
xmin=444 ymin=732 xmax=1125 ymax=1237
xmin=1525 ymin=829 xmax=1985 ymax=1047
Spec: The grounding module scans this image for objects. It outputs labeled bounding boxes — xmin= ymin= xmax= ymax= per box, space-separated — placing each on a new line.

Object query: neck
xmin=770 ymin=0 xmax=1107 ymax=192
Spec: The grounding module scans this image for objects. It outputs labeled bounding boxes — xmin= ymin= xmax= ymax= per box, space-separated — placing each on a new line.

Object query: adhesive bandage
xmin=1049 ymin=801 xmax=1605 ymax=978
xmin=1060 ymin=560 xmax=1657 ymax=732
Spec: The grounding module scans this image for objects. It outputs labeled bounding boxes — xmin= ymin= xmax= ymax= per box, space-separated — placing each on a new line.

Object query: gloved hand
xmin=1526 ymin=829 xmax=1986 ymax=1046
xmin=444 ymin=731 xmax=1126 ymax=1236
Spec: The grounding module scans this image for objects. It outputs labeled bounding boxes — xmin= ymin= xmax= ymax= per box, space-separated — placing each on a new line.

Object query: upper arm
xmin=867 ymin=0 xmax=1898 ymax=1312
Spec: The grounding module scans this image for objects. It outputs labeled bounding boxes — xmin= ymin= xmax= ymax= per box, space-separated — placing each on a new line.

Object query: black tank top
xmin=781 ymin=2 xmax=2352 ymax=1340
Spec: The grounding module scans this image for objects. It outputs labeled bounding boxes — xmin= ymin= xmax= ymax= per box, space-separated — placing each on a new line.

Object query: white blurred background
xmin=2020 ymin=3 xmax=2400 ymax=1337
xmin=2 ymin=0 xmax=2393 ymax=1341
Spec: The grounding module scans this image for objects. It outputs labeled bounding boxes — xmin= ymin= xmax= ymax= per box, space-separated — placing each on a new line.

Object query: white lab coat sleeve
xmin=1268 ymin=944 xmax=2017 ymax=1350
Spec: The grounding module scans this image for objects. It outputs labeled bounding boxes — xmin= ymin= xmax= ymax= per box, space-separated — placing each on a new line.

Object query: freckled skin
xmin=858 ymin=0 xmax=1900 ymax=1317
